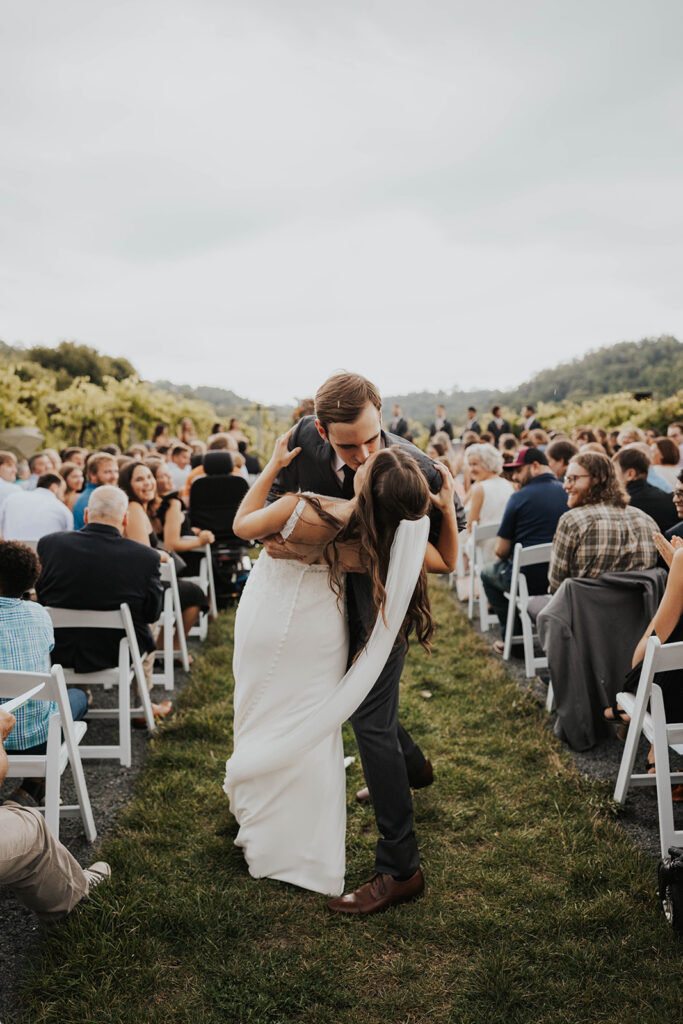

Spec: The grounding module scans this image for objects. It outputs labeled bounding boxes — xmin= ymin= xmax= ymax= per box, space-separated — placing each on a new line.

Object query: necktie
xmin=341 ymin=465 xmax=356 ymax=499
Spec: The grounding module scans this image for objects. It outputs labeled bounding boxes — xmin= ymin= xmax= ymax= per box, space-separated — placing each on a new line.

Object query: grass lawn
xmin=18 ymin=584 xmax=681 ymax=1024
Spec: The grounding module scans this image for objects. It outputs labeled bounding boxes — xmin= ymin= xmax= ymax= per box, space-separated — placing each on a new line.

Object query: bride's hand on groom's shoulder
xmin=269 ymin=426 xmax=302 ymax=471
xmin=430 ymin=462 xmax=456 ymax=513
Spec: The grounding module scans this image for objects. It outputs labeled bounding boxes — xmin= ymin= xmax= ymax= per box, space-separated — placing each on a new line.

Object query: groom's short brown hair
xmin=315 ymin=373 xmax=382 ymax=432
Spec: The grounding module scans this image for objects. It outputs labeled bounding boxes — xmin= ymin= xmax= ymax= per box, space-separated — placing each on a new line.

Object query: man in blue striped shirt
xmin=0 ymin=542 xmax=87 ymax=802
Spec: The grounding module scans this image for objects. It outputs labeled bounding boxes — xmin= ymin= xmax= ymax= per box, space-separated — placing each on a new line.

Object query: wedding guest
xmin=60 ymin=446 xmax=87 ymax=468
xmin=547 ymin=452 xmax=658 ymax=593
xmin=0 ymin=474 xmax=73 ymax=540
xmin=521 ymin=404 xmax=542 ymax=432
xmin=462 ymin=406 xmax=481 ymax=438
xmin=119 ymin=462 xmax=205 ymax=639
xmin=612 ymin=447 xmax=678 ymax=531
xmin=429 ymin=404 xmax=453 ymax=440
xmin=43 ymin=449 xmax=62 ymax=472
xmin=487 ymin=405 xmax=511 ymax=446
xmin=149 ymin=462 xmax=215 ymax=573
xmin=238 ymin=440 xmax=261 ymax=477
xmin=0 ymin=708 xmax=111 ymax=920
xmin=528 ymin=428 xmax=549 ymax=450
xmin=0 ymin=451 xmax=18 ymax=508
xmin=480 ymin=447 xmax=567 ymax=645
xmin=666 ymin=422 xmax=683 ymax=466
xmin=650 ymin=437 xmax=681 ymax=489
xmin=0 ymin=541 xmax=88 ymax=803
xmin=25 ymin=452 xmax=52 ymax=491
xmin=178 ymin=417 xmax=197 ymax=446
xmin=464 ymin=444 xmax=514 ymax=563
xmin=388 ymin=404 xmax=408 ymax=438
xmin=72 ymin=452 xmax=119 ymax=529
xmin=152 ymin=423 xmax=169 ymax=447
xmin=168 ymin=443 xmax=192 ymax=491
xmin=666 ymin=473 xmax=683 ymax=541
xmin=36 ymin=486 xmax=168 ymax=714
xmin=59 ymin=461 xmax=85 ymax=512
xmin=546 ymin=439 xmax=578 ymax=482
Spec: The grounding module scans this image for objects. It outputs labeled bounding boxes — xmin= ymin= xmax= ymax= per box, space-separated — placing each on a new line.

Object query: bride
xmin=223 ymin=428 xmax=457 ymax=896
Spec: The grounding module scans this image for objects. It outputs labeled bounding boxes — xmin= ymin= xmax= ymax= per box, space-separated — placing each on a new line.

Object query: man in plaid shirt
xmin=547 ymin=451 xmax=658 ymax=593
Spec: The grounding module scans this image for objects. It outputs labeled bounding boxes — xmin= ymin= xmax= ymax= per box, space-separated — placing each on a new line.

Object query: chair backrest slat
xmin=46 ymin=607 xmax=126 ymax=630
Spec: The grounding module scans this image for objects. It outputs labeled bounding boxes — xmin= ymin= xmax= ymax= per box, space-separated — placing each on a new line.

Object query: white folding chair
xmin=614 ymin=636 xmax=683 ymax=858
xmin=153 ymin=559 xmax=190 ymax=689
xmin=502 ymin=542 xmax=552 ymax=689
xmin=1 ymin=665 xmax=96 ymax=842
xmin=185 ymin=543 xmax=218 ymax=641
xmin=19 ymin=539 xmax=39 ymax=552
xmin=466 ymin=521 xmax=501 ymax=632
xmin=46 ymin=604 xmax=155 ymax=768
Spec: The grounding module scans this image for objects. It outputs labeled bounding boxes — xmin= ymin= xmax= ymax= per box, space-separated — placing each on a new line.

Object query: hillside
xmin=386 ymin=335 xmax=683 ymax=423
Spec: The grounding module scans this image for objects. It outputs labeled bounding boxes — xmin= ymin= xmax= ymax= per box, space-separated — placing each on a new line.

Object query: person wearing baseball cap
xmin=480 ymin=447 xmax=568 ymax=651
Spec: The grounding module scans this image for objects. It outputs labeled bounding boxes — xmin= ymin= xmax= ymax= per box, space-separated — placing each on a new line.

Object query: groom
xmin=266 ymin=372 xmax=466 ymax=914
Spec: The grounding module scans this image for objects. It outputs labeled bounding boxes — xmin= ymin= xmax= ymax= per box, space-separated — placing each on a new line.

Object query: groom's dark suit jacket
xmin=269 ymin=416 xmax=466 ymax=547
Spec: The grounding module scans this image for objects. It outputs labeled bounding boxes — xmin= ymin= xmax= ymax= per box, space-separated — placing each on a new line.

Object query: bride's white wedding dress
xmin=224 ymin=504 xmax=429 ymax=896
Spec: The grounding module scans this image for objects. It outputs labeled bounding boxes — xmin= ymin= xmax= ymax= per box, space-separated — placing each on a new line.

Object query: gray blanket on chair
xmin=536 ymin=569 xmax=667 ymax=751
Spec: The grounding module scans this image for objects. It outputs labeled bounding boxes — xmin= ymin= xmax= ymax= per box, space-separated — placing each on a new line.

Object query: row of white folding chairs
xmin=466 ymin=521 xmax=501 ymax=633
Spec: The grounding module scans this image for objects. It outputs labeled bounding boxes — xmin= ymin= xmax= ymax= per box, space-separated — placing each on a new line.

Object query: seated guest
xmin=666 ymin=472 xmax=683 ymax=541
xmin=667 ymin=422 xmax=683 ymax=467
xmin=125 ymin=444 xmax=148 ymax=459
xmin=0 ymin=473 xmax=73 ymax=540
xmin=227 ymin=417 xmax=249 ymax=446
xmin=0 ymin=451 xmax=19 ymax=508
xmin=528 ymin=428 xmax=549 ymax=450
xmin=43 ymin=449 xmax=62 ymax=472
xmin=72 ymin=452 xmax=119 ymax=530
xmin=546 ymin=439 xmax=578 ymax=482
xmin=149 ymin=462 xmax=215 ymax=574
xmin=0 ymin=541 xmax=88 ymax=802
xmin=612 ymin=447 xmax=678 ymax=532
xmin=168 ymin=443 xmax=192 ymax=491
xmin=480 ymin=447 xmax=568 ymax=645
xmin=548 ymin=452 xmax=658 ymax=594
xmin=238 ymin=440 xmax=261 ymax=477
xmin=181 ymin=434 xmax=237 ymax=504
xmin=152 ymin=423 xmax=169 ymax=448
xmin=119 ymin=462 xmax=206 ymax=639
xmin=59 ymin=461 xmax=85 ymax=513
xmin=625 ymin=440 xmax=673 ymax=493
xmin=36 ymin=486 xmax=168 ymax=714
xmin=429 ymin=404 xmax=453 ymax=440
xmin=464 ymin=444 xmax=514 ymax=564
xmin=487 ymin=405 xmax=511 ymax=446
xmin=60 ymin=446 xmax=87 ymax=468
xmin=0 ymin=708 xmax=110 ymax=920
xmin=178 ymin=417 xmax=196 ymax=447
xmin=650 ymin=436 xmax=681 ymax=489
xmin=25 ymin=452 xmax=53 ymax=491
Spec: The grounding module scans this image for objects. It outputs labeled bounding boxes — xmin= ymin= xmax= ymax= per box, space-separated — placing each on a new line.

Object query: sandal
xmin=603 ymin=703 xmax=630 ymax=725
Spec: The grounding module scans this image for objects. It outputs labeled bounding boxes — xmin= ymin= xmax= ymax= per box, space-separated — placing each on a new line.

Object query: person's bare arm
xmin=632 ymin=546 xmax=683 ymax=666
xmin=163 ymin=499 xmax=214 ymax=551
xmin=494 ymin=536 xmax=512 ymax=560
xmin=467 ymin=483 xmax=484 ymax=532
xmin=0 ymin=709 xmax=16 ymax=785
xmin=233 ymin=427 xmax=302 ymax=542
xmin=425 ymin=463 xmax=459 ymax=573
xmin=125 ymin=503 xmax=152 ymax=546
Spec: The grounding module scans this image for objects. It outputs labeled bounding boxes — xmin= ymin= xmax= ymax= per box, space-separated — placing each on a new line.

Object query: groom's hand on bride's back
xmin=261 ymin=533 xmax=304 ymax=561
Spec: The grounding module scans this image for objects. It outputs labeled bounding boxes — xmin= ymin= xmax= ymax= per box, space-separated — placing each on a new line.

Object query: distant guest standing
xmin=429 ymin=404 xmax=453 ymax=440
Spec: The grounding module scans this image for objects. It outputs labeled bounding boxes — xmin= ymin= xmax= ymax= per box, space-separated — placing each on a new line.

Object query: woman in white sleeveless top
xmin=464 ymin=443 xmax=513 ymax=564
xmin=223 ymin=431 xmax=458 ymax=896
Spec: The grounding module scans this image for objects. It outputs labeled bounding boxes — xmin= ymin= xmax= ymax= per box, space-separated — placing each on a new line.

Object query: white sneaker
xmin=84 ymin=861 xmax=111 ymax=892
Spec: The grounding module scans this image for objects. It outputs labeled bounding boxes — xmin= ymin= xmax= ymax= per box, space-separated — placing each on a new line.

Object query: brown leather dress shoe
xmin=356 ymin=758 xmax=434 ymax=804
xmin=327 ymin=868 xmax=424 ymax=915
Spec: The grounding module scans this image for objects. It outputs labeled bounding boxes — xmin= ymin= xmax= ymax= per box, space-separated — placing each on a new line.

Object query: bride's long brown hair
xmin=316 ymin=447 xmax=435 ymax=654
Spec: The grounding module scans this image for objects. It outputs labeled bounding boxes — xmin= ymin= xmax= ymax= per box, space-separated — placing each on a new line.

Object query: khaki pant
xmin=0 ymin=802 xmax=88 ymax=922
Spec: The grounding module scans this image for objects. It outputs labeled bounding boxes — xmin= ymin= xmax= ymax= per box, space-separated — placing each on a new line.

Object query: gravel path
xmin=0 ymin=659 xmax=194 ymax=1024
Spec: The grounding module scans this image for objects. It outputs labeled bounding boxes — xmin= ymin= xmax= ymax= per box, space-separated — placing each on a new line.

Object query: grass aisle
xmin=20 ymin=585 xmax=680 ymax=1024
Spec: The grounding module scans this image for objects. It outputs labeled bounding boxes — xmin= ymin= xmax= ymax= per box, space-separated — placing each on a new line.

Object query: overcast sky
xmin=1 ymin=0 xmax=682 ymax=405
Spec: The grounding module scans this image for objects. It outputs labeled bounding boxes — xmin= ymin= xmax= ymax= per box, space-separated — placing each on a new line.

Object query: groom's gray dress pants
xmin=347 ymin=579 xmax=425 ymax=879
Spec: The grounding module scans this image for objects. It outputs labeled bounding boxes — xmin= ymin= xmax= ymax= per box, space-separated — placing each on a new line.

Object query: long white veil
xmin=224 ymin=515 xmax=430 ymax=788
